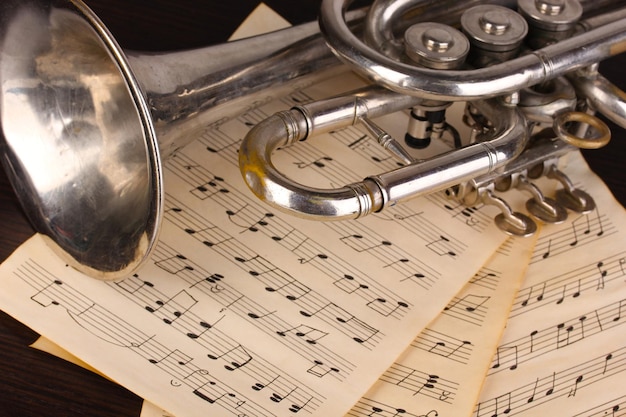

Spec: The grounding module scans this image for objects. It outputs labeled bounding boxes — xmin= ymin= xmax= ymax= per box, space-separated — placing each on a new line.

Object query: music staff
xmin=331 ymin=220 xmax=440 ymax=290
xmin=511 ymin=251 xmax=626 ymax=317
xmin=442 ymin=294 xmax=490 ymax=326
xmin=16 ymin=260 xmax=297 ymax=416
xmin=352 ymin=397 xmax=439 ymax=417
xmin=164 ymin=195 xmax=413 ymax=321
xmin=531 ymin=209 xmax=614 ymax=264
xmin=489 ymin=297 xmax=626 ymax=375
xmin=475 ymin=346 xmax=626 ymax=416
xmin=380 ymin=363 xmax=457 ymax=403
xmin=115 ymin=244 xmax=356 ymax=377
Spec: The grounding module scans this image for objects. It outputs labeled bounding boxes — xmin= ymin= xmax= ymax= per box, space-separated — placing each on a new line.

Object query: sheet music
xmin=0 ymin=66 xmax=509 ymax=417
xmin=347 ymin=231 xmax=538 ymax=417
xmin=474 ymin=151 xmax=626 ymax=417
xmin=30 ymin=231 xmax=537 ymax=417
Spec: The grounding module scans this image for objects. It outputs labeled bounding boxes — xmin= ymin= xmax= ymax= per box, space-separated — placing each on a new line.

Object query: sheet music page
xmin=474 ymin=151 xmax=626 ymax=417
xmin=347 ymin=231 xmax=539 ymax=417
xmin=30 ymin=232 xmax=537 ymax=417
xmin=0 ymin=66 xmax=509 ymax=417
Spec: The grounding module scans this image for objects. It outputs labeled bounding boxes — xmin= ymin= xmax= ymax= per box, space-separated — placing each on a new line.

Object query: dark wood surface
xmin=0 ymin=1 xmax=624 ymax=416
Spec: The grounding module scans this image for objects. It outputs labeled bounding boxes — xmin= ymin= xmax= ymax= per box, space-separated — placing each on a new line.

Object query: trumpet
xmin=240 ymin=0 xmax=626 ymax=230
xmin=0 ymin=0 xmax=625 ymax=280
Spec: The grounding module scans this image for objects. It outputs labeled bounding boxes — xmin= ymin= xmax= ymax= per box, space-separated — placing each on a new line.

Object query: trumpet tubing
xmin=240 ymin=0 xmax=626 ymax=237
xmin=0 ymin=0 xmax=625 ymax=279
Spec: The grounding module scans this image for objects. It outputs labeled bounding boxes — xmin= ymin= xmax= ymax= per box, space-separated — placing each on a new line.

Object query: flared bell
xmin=0 ymin=0 xmax=162 ymax=279
xmin=0 ymin=0 xmax=342 ymax=279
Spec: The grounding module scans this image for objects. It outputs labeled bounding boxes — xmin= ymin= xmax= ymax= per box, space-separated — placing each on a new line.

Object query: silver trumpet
xmin=0 ymin=0 xmax=624 ymax=280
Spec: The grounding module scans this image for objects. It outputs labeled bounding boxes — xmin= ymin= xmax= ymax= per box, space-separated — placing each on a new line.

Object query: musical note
xmin=543 ymin=239 xmax=552 ymax=259
xmin=614 ymin=300 xmax=624 ymax=322
xmin=556 ymin=280 xmax=580 ymax=305
xmin=247 ymin=309 xmax=276 ymax=320
xmin=227 ymin=205 xmax=275 ymax=233
xmin=571 ymin=210 xmax=605 ymax=246
xmin=340 ymin=234 xmax=393 ymax=253
xmin=603 ymin=353 xmax=613 ymax=374
xmin=265 ymin=278 xmax=311 ymax=301
xmin=469 ymin=271 xmax=497 ymax=287
xmin=299 ymin=302 xmax=379 ymax=344
xmin=186 ymin=315 xmax=225 ymax=339
xmin=307 ymin=360 xmax=340 ymax=378
xmin=192 ymin=382 xmax=234 ymax=405
xmin=518 ymin=280 xmax=555 ymax=309
xmin=366 ymin=298 xmax=410 ymax=317
xmin=234 ymin=254 xmax=278 ymax=276
xmin=545 ymin=372 xmax=556 ymax=396
xmin=527 ymin=378 xmax=539 ymax=403
xmin=276 ymin=324 xmax=329 ymax=345
xmin=116 ymin=276 xmax=153 ymax=294
xmin=252 ymin=372 xmax=314 ymax=413
xmin=294 ymin=156 xmax=333 ymax=169
xmin=154 ymin=254 xmax=194 ymax=275
xmin=428 ymin=340 xmax=473 ymax=360
xmin=611 ymin=404 xmax=621 ymax=417
xmin=207 ymin=344 xmax=252 ymax=371
xmin=298 ymin=253 xmax=329 ymax=264
xmin=492 ymin=346 xmax=518 ymax=371
xmin=529 ymin=330 xmax=538 ymax=353
xmin=191 ymin=176 xmax=230 ymax=200
xmin=204 ymin=125 xmax=240 ymax=154
xmin=445 ymin=294 xmax=490 ymax=313
xmin=30 ymin=279 xmax=64 ymax=308
xmin=568 ymin=374 xmax=584 ymax=397
xmin=148 ymin=349 xmax=192 ymax=366
xmin=597 ymin=261 xmax=608 ymax=290
xmin=333 ymin=274 xmax=369 ymax=294
xmin=145 ymin=290 xmax=198 ymax=325
xmin=443 ymin=200 xmax=482 ymax=224
xmin=367 ymin=405 xmax=384 ymax=417
xmin=347 ymin=134 xmax=368 ymax=150
xmin=556 ymin=315 xmax=587 ymax=349
xmin=426 ymin=235 xmax=457 ymax=257
xmin=491 ymin=392 xmax=512 ymax=416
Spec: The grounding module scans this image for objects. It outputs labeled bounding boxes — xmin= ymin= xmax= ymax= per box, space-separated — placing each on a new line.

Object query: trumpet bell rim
xmin=0 ymin=0 xmax=163 ymax=279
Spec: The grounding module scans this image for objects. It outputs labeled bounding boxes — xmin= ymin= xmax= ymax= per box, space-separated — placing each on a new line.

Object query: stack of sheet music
xmin=0 ymin=6 xmax=624 ymax=417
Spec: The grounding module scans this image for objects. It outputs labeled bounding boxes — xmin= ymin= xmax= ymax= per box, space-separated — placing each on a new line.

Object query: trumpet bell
xmin=0 ymin=0 xmax=162 ymax=279
xmin=0 ymin=0 xmax=344 ymax=279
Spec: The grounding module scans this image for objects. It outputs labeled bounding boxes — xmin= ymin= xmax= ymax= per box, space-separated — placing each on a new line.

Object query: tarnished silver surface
xmin=241 ymin=0 xmax=626 ymax=235
xmin=0 ymin=0 xmax=350 ymax=279
xmin=319 ymin=0 xmax=626 ymax=100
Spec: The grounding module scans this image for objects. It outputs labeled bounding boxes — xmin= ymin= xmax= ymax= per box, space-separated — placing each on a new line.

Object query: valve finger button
xmin=526 ymin=197 xmax=568 ymax=224
xmin=404 ymin=22 xmax=469 ymax=70
xmin=555 ymin=189 xmax=596 ymax=214
xmin=495 ymin=212 xmax=537 ymax=237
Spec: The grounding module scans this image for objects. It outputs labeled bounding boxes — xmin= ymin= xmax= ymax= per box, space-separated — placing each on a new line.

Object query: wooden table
xmin=1 ymin=1 xmax=624 ymax=415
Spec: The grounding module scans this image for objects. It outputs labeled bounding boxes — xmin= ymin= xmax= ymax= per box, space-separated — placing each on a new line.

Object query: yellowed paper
xmin=348 ymin=231 xmax=538 ymax=417
xmin=228 ymin=3 xmax=290 ymax=41
xmin=475 ymin=151 xmax=626 ymax=416
xmin=0 ymin=68 xmax=508 ymax=417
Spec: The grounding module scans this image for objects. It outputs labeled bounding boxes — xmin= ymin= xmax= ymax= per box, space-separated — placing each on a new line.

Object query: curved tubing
xmin=239 ymin=88 xmax=528 ymax=220
xmin=319 ymin=0 xmax=626 ymax=101
xmin=239 ymin=87 xmax=421 ymax=220
xmin=570 ymin=73 xmax=626 ymax=129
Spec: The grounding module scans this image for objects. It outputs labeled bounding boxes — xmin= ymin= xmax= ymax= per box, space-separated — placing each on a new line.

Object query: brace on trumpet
xmin=0 ymin=0 xmax=625 ymax=280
